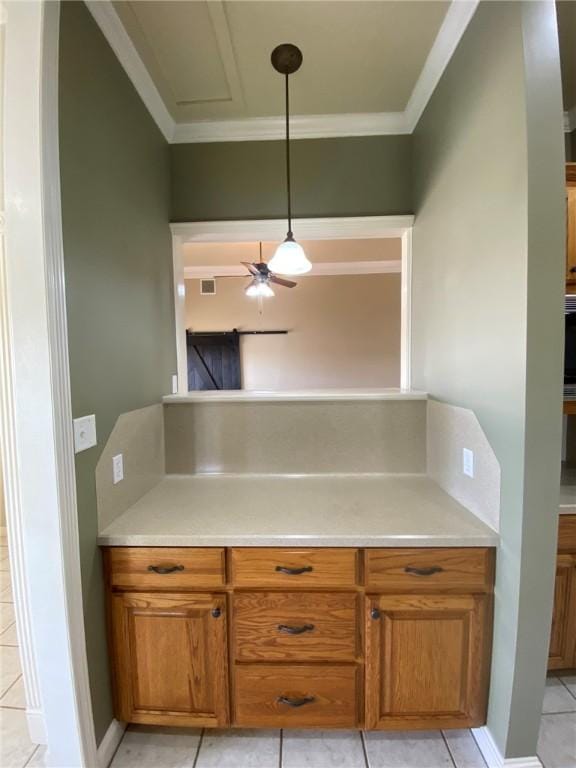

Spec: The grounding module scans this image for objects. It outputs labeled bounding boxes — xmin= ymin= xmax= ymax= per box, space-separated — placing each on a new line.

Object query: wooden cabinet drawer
xmin=558 ymin=515 xmax=576 ymax=552
xmin=365 ymin=548 xmax=494 ymax=593
xmin=106 ymin=547 xmax=226 ymax=590
xmin=234 ymin=592 xmax=359 ymax=662
xmin=234 ymin=664 xmax=358 ymax=728
xmin=230 ymin=548 xmax=358 ymax=588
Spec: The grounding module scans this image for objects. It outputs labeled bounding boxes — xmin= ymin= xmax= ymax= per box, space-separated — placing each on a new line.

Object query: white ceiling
xmin=113 ymin=0 xmax=450 ymax=123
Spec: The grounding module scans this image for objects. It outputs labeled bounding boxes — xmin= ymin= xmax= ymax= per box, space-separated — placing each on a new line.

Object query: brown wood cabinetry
xmin=566 ymin=165 xmax=576 ymax=291
xmin=365 ymin=593 xmax=491 ymax=730
xmin=104 ymin=545 xmax=495 ymax=731
xmin=108 ymin=592 xmax=229 ymax=727
xmin=548 ymin=515 xmax=576 ymax=671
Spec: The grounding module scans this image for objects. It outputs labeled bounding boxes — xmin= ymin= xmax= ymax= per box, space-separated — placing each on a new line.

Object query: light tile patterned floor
xmin=0 ymin=531 xmax=44 ymax=768
xmin=107 ymin=677 xmax=576 ymax=768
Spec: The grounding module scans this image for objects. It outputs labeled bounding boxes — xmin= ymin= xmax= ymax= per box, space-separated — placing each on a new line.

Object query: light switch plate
xmin=112 ymin=454 xmax=124 ymax=485
xmin=463 ymin=448 xmax=474 ymax=478
xmin=73 ymin=415 xmax=97 ymax=453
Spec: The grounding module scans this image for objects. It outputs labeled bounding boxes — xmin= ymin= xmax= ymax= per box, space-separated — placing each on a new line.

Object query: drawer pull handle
xmin=277 ymin=623 xmax=315 ymax=635
xmin=275 ymin=565 xmax=313 ymax=575
xmin=277 ymin=695 xmax=316 ymax=708
xmin=147 ymin=565 xmax=185 ymax=575
xmin=404 ymin=565 xmax=443 ymax=577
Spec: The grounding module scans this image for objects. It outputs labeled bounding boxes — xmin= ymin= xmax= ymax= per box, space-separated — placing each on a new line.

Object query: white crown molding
xmin=472 ymin=727 xmax=542 ymax=768
xmin=84 ymin=0 xmax=175 ymax=142
xmin=184 ymin=259 xmax=401 ymax=279
xmin=90 ymin=0 xmax=478 ymax=143
xmin=172 ymin=111 xmax=409 ymax=143
xmin=171 ymin=216 xmax=414 ymax=243
xmin=565 ymin=108 xmax=576 ymax=133
xmin=97 ymin=719 xmax=126 ymax=768
xmin=404 ymin=0 xmax=479 ymax=131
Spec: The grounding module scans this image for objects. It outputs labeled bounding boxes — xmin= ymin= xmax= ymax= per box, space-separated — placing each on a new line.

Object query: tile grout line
xmin=0 ymin=673 xmax=23 ymax=705
xmin=23 ymin=744 xmax=41 ymax=768
xmin=556 ymin=675 xmax=576 ymax=702
xmin=541 ymin=709 xmax=576 ymax=716
xmin=360 ymin=730 xmax=370 ymax=768
xmin=192 ymin=728 xmax=205 ymax=768
xmin=440 ymin=730 xmax=458 ymax=768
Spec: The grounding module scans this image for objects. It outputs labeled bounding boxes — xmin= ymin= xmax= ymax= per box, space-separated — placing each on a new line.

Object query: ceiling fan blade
xmin=212 ymin=275 xmax=246 ymax=279
xmin=241 ymin=261 xmax=260 ymax=276
xmin=270 ymin=275 xmax=297 ymax=288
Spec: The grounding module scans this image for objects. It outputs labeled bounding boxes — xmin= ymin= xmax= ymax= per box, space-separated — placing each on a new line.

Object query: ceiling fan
xmin=213 ymin=243 xmax=297 ymax=298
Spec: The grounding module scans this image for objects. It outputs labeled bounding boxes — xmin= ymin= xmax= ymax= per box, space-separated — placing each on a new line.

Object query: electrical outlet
xmin=73 ymin=415 xmax=97 ymax=453
xmin=171 ymin=374 xmax=178 ymax=394
xmin=463 ymin=448 xmax=474 ymax=478
xmin=112 ymin=454 xmax=124 ymax=485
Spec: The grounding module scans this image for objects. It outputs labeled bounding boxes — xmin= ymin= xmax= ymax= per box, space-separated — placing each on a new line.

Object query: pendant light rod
xmin=269 ymin=43 xmax=311 ymax=276
xmin=284 ymin=72 xmax=292 ymax=239
xmin=271 ymin=43 xmax=303 ymax=241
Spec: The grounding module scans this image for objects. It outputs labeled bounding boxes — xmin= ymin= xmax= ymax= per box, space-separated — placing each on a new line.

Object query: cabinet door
xmin=548 ymin=555 xmax=576 ymax=670
xmin=109 ymin=592 xmax=229 ymax=727
xmin=567 ymin=175 xmax=576 ymax=288
xmin=365 ymin=594 xmax=491 ymax=730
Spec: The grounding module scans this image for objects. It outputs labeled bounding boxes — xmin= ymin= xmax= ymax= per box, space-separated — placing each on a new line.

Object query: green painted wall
xmin=411 ymin=1 xmax=564 ymax=758
xmin=59 ymin=1 xmax=176 ymax=743
xmin=170 ymin=135 xmax=412 ymax=221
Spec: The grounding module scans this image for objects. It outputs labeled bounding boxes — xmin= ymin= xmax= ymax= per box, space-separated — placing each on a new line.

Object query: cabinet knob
xmin=371 ymin=607 xmax=381 ymax=620
xmin=211 ymin=607 xmax=222 ymax=618
xmin=147 ymin=564 xmax=184 ymax=575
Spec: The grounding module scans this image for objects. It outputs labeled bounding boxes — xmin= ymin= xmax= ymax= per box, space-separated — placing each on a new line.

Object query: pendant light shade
xmin=270 ymin=237 xmax=311 ymax=275
xmin=267 ymin=43 xmax=312 ymax=277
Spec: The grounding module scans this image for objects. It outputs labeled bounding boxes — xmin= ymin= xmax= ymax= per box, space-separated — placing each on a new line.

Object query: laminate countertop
xmin=97 ymin=474 xmax=498 ymax=548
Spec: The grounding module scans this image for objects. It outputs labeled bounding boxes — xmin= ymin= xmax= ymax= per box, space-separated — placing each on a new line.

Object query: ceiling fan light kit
xmin=245 ymin=278 xmax=275 ymax=298
xmin=241 ymin=244 xmax=297 ymax=298
xmin=267 ymin=43 xmax=312 ymax=277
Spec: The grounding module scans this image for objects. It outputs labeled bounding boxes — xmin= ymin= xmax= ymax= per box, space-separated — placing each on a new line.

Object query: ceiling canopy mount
xmin=270 ymin=43 xmax=303 ymax=76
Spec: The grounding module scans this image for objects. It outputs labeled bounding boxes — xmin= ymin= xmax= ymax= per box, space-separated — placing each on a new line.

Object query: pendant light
xmin=268 ymin=44 xmax=312 ymax=276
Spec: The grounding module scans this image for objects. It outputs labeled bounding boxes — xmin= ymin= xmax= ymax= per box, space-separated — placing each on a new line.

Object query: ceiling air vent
xmin=200 ymin=278 xmax=216 ymax=296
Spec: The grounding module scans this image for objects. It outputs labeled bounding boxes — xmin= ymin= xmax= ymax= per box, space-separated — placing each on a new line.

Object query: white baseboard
xmin=472 ymin=727 xmax=542 ymax=768
xmin=97 ymin=718 xmax=126 ymax=768
xmin=26 ymin=709 xmax=47 ymax=744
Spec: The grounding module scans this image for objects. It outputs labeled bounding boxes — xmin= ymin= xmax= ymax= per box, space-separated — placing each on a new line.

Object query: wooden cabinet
xmin=104 ymin=545 xmax=494 ymax=732
xmin=365 ymin=594 xmax=491 ymax=730
xmin=108 ymin=592 xmax=229 ymax=727
xmin=548 ymin=515 xmax=576 ymax=671
xmin=566 ymin=165 xmax=576 ymax=291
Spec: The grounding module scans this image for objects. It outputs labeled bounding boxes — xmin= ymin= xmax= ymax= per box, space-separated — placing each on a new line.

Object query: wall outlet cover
xmin=463 ymin=448 xmax=474 ymax=478
xmin=73 ymin=415 xmax=97 ymax=453
xmin=112 ymin=454 xmax=124 ymax=485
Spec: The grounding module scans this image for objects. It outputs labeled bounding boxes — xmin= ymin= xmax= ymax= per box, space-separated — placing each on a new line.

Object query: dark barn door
xmin=186 ymin=331 xmax=241 ymax=390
